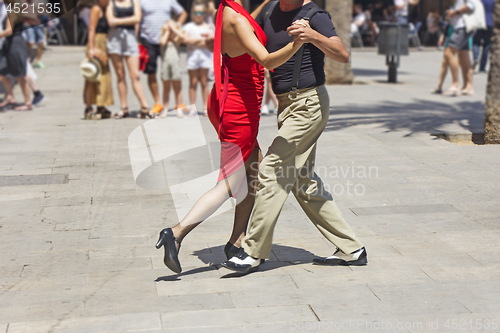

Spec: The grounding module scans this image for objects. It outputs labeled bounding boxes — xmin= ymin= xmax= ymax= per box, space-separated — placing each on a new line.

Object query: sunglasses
xmin=194 ymin=11 xmax=205 ymax=15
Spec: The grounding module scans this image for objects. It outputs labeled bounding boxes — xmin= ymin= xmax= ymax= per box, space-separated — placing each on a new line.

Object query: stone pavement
xmin=0 ymin=46 xmax=499 ymax=333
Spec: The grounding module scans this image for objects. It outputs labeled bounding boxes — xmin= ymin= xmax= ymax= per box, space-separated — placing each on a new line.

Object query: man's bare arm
xmin=287 ymin=20 xmax=349 ymax=63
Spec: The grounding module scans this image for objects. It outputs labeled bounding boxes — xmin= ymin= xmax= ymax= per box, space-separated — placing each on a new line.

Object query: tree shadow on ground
xmin=326 ymin=99 xmax=485 ymax=135
xmin=155 ymin=244 xmax=319 ymax=280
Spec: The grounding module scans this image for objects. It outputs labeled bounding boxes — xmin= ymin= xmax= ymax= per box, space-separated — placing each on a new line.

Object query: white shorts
xmin=186 ymin=48 xmax=212 ymax=71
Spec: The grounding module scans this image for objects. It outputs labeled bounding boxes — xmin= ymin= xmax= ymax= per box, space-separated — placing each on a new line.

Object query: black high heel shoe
xmin=155 ymin=228 xmax=182 ymax=273
xmin=224 ymin=242 xmax=240 ymax=260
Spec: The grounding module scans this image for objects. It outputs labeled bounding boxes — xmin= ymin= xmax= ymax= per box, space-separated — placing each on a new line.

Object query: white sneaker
xmin=260 ymin=104 xmax=270 ymax=115
xmin=188 ymin=105 xmax=197 ymax=117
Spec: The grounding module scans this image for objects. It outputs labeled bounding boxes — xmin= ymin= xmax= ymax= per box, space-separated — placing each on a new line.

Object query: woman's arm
xmin=251 ymin=0 xmax=272 ymax=19
xmin=159 ymin=22 xmax=171 ymax=47
xmin=230 ymin=13 xmax=303 ymax=70
xmin=182 ymin=30 xmax=206 ymax=47
xmin=0 ymin=17 xmax=12 ymax=39
xmin=87 ymin=5 xmax=100 ymax=58
xmin=108 ymin=0 xmax=142 ymax=27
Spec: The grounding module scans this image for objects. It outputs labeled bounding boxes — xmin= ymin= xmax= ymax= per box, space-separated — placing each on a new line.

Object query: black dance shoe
xmin=223 ymin=242 xmax=240 ymax=260
xmin=221 ymin=248 xmax=260 ymax=275
xmin=155 ymin=228 xmax=182 ymax=273
xmin=313 ymin=247 xmax=367 ymax=266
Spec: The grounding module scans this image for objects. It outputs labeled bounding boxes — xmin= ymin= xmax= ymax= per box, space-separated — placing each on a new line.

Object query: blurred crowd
xmin=0 ymin=0 xmax=48 ymax=111
xmin=78 ymin=0 xmax=277 ymax=120
xmin=352 ymin=0 xmax=494 ymax=97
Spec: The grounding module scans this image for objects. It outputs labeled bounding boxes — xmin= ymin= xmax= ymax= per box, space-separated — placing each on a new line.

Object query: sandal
xmin=442 ymin=87 xmax=460 ymax=97
xmin=115 ymin=107 xmax=129 ymax=119
xmin=0 ymin=99 xmax=17 ymax=110
xmin=97 ymin=106 xmax=112 ymax=119
xmin=430 ymin=88 xmax=442 ymax=95
xmin=140 ymin=106 xmax=153 ymax=119
xmin=461 ymin=89 xmax=474 ymax=97
xmin=84 ymin=107 xmax=101 ymax=120
xmin=14 ymin=104 xmax=33 ymax=111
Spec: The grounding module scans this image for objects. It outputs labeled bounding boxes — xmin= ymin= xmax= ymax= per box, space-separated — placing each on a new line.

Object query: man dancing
xmin=222 ymin=0 xmax=366 ymax=275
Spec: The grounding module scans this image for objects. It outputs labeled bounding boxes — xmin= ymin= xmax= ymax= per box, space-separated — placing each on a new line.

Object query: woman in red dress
xmin=155 ymin=0 xmax=304 ymax=274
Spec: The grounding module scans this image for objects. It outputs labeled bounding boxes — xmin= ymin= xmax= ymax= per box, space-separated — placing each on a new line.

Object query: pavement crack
xmin=420 ymin=268 xmax=435 ymax=282
xmin=366 ymin=284 xmax=381 ymax=301
xmin=289 ymin=274 xmax=300 ymax=289
xmin=453 ymin=297 xmax=473 ymax=313
xmin=308 ymin=304 xmax=321 ymax=321
xmin=465 ymin=253 xmax=483 ymax=266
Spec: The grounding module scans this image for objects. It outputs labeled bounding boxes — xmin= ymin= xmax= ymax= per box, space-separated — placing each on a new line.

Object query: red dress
xmin=207 ymin=0 xmax=267 ymax=182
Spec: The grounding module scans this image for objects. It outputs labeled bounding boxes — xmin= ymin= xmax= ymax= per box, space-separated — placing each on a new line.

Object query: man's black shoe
xmin=221 ymin=248 xmax=260 ymax=275
xmin=313 ymin=247 xmax=367 ymax=266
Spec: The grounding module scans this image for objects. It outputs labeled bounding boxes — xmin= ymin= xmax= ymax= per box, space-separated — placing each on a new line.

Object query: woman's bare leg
xmin=444 ymin=47 xmax=460 ymax=90
xmin=173 ymin=80 xmax=183 ymax=106
xmin=84 ymin=81 xmax=95 ymax=108
xmin=458 ymin=50 xmax=474 ymax=93
xmin=162 ymin=80 xmax=171 ymax=110
xmin=109 ymin=54 xmax=128 ymax=109
xmin=435 ymin=55 xmax=449 ymax=91
xmin=125 ymin=56 xmax=149 ymax=108
xmin=188 ymin=69 xmax=199 ymax=106
xmin=199 ymin=68 xmax=209 ymax=109
xmin=0 ymin=75 xmax=16 ymax=106
xmin=16 ymin=76 xmax=31 ymax=106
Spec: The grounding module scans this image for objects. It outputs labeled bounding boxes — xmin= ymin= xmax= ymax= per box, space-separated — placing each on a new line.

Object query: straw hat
xmin=80 ymin=57 xmax=102 ymax=82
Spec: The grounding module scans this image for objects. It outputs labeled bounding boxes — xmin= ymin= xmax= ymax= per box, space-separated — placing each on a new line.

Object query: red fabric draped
xmin=208 ymin=0 xmax=267 ymax=182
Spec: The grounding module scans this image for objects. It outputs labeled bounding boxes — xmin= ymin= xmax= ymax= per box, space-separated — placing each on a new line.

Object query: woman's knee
xmin=130 ymin=73 xmax=141 ymax=82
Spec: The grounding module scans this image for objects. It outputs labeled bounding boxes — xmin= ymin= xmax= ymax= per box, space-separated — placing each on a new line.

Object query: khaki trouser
xmin=242 ymin=85 xmax=363 ymax=259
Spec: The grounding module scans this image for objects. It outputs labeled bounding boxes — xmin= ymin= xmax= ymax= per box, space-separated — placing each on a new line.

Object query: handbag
xmin=463 ymin=0 xmax=486 ymax=33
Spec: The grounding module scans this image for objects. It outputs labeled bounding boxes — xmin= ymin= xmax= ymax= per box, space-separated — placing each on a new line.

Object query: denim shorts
xmin=107 ymin=28 xmax=139 ymax=57
xmin=26 ymin=25 xmax=45 ymax=44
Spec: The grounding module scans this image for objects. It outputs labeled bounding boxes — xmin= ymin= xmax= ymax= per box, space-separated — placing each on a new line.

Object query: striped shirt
xmin=140 ymin=0 xmax=184 ymax=45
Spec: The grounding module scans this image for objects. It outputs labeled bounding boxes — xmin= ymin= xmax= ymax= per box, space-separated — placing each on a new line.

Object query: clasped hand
xmin=287 ymin=19 xmax=315 ymax=43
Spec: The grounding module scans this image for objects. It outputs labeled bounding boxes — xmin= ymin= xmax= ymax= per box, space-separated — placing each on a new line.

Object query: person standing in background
xmin=0 ymin=0 xmax=32 ymax=111
xmin=107 ymin=0 xmax=151 ymax=118
xmin=23 ymin=0 xmax=47 ymax=69
xmin=139 ymin=0 xmax=187 ymax=117
xmin=83 ymin=0 xmax=113 ymax=120
xmin=472 ymin=0 xmax=494 ymax=73
xmin=182 ymin=0 xmax=214 ymax=117
xmin=158 ymin=19 xmax=186 ymax=117
xmin=443 ymin=0 xmax=475 ymax=96
xmin=394 ymin=0 xmax=420 ymax=24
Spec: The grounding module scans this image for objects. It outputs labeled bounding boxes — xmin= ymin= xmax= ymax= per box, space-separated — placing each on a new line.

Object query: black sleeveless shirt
xmin=96 ymin=5 xmax=109 ymax=34
xmin=112 ymin=0 xmax=134 ymax=30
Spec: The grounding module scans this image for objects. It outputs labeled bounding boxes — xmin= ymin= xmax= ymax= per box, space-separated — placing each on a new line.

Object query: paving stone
xmin=350 ymin=204 xmax=457 ymax=216
xmin=6 ymin=312 xmax=161 ymax=333
xmin=156 ymin=274 xmax=297 ymax=297
xmin=160 ymin=305 xmax=317 ymax=329
xmin=0 ymin=46 xmax=498 ymax=332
